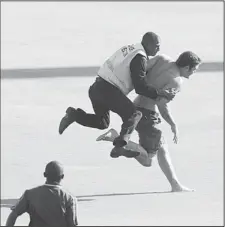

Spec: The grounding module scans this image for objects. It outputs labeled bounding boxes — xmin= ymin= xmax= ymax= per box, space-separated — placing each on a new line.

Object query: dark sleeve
xmin=66 ymin=196 xmax=78 ymax=227
xmin=11 ymin=190 xmax=29 ymax=216
xmin=130 ymin=54 xmax=158 ymax=99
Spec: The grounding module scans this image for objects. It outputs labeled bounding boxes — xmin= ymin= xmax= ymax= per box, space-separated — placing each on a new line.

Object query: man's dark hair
xmin=176 ymin=51 xmax=202 ymax=69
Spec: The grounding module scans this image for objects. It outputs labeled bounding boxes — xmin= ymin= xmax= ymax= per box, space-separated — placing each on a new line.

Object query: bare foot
xmin=171 ymin=185 xmax=195 ymax=193
xmin=96 ymin=128 xmax=118 ymax=142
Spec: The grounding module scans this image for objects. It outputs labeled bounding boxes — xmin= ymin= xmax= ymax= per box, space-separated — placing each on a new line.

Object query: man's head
xmin=44 ymin=161 xmax=64 ymax=183
xmin=176 ymin=51 xmax=202 ymax=79
xmin=141 ymin=32 xmax=161 ymax=56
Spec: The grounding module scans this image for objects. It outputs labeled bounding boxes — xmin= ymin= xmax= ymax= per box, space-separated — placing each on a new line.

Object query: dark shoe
xmin=113 ymin=136 xmax=128 ymax=147
xmin=110 ymin=147 xmax=140 ymax=158
xmin=59 ymin=107 xmax=77 ymax=134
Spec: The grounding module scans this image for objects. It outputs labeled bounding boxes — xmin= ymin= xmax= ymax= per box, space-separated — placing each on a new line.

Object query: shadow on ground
xmin=77 ymin=190 xmax=172 ymax=198
xmin=1 ymin=62 xmax=223 ymax=79
xmin=1 ymin=190 xmax=172 ymax=208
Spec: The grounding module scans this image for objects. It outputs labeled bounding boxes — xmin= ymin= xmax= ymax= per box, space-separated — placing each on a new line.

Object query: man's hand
xmin=157 ymin=89 xmax=176 ymax=101
xmin=171 ymin=124 xmax=178 ymax=144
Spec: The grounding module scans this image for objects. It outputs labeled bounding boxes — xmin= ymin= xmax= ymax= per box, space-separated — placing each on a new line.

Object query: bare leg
xmin=97 ymin=129 xmax=194 ymax=192
xmin=96 ymin=128 xmax=118 ymax=142
xmin=157 ymin=144 xmax=194 ymax=192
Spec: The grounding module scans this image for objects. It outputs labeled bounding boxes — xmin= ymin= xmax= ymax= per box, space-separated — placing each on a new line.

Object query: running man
xmin=59 ymin=32 xmax=175 ymax=157
xmin=6 ymin=161 xmax=78 ymax=227
xmin=96 ymin=51 xmax=202 ymax=192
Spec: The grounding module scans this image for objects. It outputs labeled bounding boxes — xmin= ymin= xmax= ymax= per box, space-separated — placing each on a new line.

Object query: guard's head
xmin=44 ymin=161 xmax=64 ymax=183
xmin=141 ymin=32 xmax=161 ymax=56
xmin=176 ymin=51 xmax=202 ymax=79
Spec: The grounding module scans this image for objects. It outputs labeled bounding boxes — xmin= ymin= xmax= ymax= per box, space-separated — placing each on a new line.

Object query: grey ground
xmin=1 ymin=2 xmax=223 ymax=226
xmin=1 ymin=73 xmax=223 ymax=226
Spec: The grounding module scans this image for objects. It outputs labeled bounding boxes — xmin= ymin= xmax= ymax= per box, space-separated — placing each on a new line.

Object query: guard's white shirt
xmin=98 ymin=43 xmax=147 ymax=95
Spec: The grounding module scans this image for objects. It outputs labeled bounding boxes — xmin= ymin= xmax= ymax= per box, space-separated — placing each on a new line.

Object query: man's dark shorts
xmin=135 ymin=107 xmax=165 ymax=156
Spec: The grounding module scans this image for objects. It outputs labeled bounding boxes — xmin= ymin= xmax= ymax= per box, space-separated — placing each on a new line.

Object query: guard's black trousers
xmin=74 ymin=76 xmax=142 ymax=147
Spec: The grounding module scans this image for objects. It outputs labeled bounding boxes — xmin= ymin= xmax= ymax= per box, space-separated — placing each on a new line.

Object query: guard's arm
xmin=130 ymin=54 xmax=158 ymax=99
xmin=130 ymin=55 xmax=175 ymax=101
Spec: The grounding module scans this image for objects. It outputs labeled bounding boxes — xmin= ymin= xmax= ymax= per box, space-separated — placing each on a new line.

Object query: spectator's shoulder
xmin=60 ymin=187 xmax=77 ymax=201
xmin=25 ymin=185 xmax=43 ymax=194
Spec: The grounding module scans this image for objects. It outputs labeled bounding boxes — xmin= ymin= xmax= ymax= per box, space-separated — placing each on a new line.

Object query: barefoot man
xmin=59 ymin=32 xmax=175 ymax=157
xmin=97 ymin=51 xmax=202 ymax=192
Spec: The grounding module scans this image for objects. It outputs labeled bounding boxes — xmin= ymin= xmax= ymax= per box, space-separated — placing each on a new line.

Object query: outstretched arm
xmin=157 ymin=98 xmax=178 ymax=143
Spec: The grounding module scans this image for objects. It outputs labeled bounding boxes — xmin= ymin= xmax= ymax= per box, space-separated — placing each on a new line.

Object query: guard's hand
xmin=171 ymin=124 xmax=178 ymax=144
xmin=158 ymin=89 xmax=176 ymax=101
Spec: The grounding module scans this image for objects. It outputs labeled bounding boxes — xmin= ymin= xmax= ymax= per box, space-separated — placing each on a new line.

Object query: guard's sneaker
xmin=59 ymin=107 xmax=77 ymax=134
xmin=110 ymin=147 xmax=140 ymax=158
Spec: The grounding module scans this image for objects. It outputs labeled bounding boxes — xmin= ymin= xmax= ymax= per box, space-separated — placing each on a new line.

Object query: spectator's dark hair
xmin=176 ymin=51 xmax=202 ymax=69
xmin=44 ymin=161 xmax=64 ymax=183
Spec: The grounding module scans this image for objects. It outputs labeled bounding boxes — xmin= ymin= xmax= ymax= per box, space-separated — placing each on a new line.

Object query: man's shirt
xmin=133 ymin=54 xmax=183 ymax=112
xmin=11 ymin=184 xmax=78 ymax=227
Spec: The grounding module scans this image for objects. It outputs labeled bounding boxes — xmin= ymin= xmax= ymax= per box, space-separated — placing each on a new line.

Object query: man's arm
xmin=66 ymin=197 xmax=78 ymax=227
xmin=157 ymin=98 xmax=176 ymax=127
xmin=6 ymin=191 xmax=29 ymax=226
xmin=157 ymin=98 xmax=178 ymax=143
xmin=130 ymin=55 xmax=174 ymax=100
